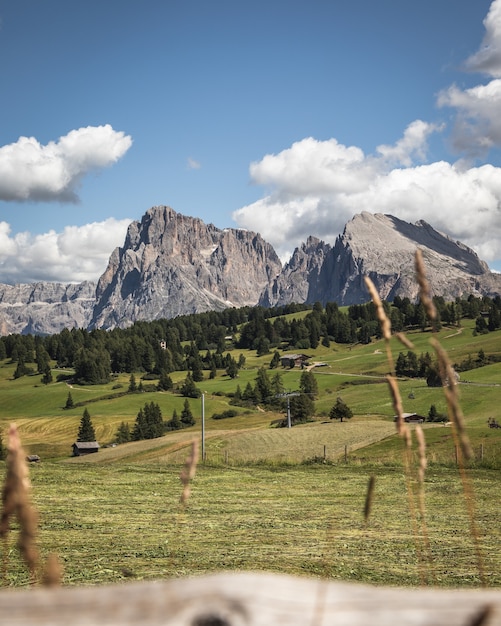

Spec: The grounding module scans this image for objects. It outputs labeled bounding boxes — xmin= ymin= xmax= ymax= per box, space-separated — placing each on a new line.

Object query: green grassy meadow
xmin=1 ymin=463 xmax=498 ymax=588
xmin=1 ymin=318 xmax=501 ymax=587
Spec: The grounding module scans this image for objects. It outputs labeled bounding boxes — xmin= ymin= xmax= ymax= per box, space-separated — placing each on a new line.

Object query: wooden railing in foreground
xmin=1 ymin=572 xmax=500 ymax=625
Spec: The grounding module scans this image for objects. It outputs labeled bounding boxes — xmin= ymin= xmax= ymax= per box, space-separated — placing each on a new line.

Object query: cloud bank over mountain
xmin=0 ymin=218 xmax=131 ymax=284
xmin=2 ymin=2 xmax=501 ymax=285
xmin=233 ymin=0 xmax=501 ymax=264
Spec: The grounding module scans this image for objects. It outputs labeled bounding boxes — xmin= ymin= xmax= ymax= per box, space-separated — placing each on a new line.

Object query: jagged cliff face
xmin=90 ymin=206 xmax=283 ymax=329
xmin=2 ymin=209 xmax=501 ymax=335
xmin=0 ymin=281 xmax=96 ymax=335
xmin=259 ymin=236 xmax=331 ymax=307
xmin=264 ymin=212 xmax=501 ymax=306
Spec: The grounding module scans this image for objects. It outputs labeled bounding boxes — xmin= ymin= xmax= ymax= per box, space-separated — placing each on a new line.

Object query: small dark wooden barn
xmin=393 ymin=413 xmax=425 ymax=424
xmin=72 ymin=441 xmax=100 ymax=456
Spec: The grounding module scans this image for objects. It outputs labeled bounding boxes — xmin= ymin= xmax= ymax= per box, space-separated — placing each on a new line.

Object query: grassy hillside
xmin=0 ymin=318 xmax=500 ymax=466
xmin=0 ymin=319 xmax=500 ymax=589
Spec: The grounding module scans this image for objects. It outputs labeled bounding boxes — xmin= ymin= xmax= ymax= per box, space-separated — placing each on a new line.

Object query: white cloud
xmin=233 ymin=130 xmax=501 ymax=265
xmin=437 ymin=1 xmax=501 ymax=155
xmin=0 ymin=218 xmax=131 ymax=284
xmin=0 ymin=125 xmax=132 ymax=202
xmin=234 ymin=2 xmax=501 ymax=265
xmin=464 ymin=0 xmax=501 ymax=77
xmin=376 ymin=120 xmax=443 ymax=167
xmin=437 ymin=79 xmax=501 ymax=154
xmin=187 ymin=157 xmax=201 ymax=170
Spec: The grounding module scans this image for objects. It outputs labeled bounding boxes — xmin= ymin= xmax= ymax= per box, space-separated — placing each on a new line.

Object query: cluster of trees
xmin=396 ymin=346 xmax=501 ymax=386
xmin=395 ymin=351 xmax=434 ymax=379
xmin=115 ymin=400 xmax=197 ymax=444
xmin=454 ymin=349 xmax=501 ymax=372
xmin=3 ymin=293 xmax=501 ymax=388
xmin=227 ymin=367 xmax=319 ymax=426
xmin=427 ymin=404 xmax=448 ymax=423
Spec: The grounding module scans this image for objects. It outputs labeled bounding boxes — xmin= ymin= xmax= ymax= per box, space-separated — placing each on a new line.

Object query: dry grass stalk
xmin=429 ymin=337 xmax=485 ymax=584
xmin=416 ymin=252 xmax=486 ymax=583
xmin=364 ymin=276 xmax=394 ymax=372
xmin=180 ymin=439 xmax=199 ymax=507
xmin=466 ymin=604 xmax=494 ymax=626
xmin=386 ymin=375 xmax=407 ymax=438
xmin=430 ymin=338 xmax=473 ymax=461
xmin=363 ymin=476 xmax=375 ymax=523
xmin=41 ymin=553 xmax=62 ymax=587
xmin=413 ymin=425 xmax=435 ymax=584
xmin=415 ymin=425 xmax=427 ymax=484
xmin=414 ymin=249 xmax=437 ymax=324
xmin=366 ymin=277 xmax=429 ymax=583
xmin=0 ymin=424 xmax=39 ymax=584
xmin=416 ymin=253 xmax=485 ymax=584
xmin=395 ymin=332 xmax=415 ymax=350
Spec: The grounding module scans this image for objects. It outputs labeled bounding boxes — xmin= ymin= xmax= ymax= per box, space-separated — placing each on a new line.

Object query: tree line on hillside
xmin=1 ymin=294 xmax=501 ymax=386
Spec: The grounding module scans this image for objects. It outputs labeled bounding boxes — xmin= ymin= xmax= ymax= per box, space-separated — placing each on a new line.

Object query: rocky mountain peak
xmin=2 ymin=208 xmax=501 ymax=335
xmin=91 ymin=206 xmax=282 ymax=329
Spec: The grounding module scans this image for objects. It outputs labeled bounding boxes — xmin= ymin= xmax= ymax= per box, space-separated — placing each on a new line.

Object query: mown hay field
xmin=2 ymin=462 xmax=499 ymax=588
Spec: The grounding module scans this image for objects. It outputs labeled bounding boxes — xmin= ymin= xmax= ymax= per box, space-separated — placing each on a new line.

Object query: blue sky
xmin=1 ymin=0 xmax=501 ymax=284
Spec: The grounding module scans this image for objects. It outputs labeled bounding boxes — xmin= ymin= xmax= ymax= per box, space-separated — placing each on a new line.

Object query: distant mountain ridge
xmin=261 ymin=212 xmax=501 ymax=307
xmin=1 ymin=207 xmax=501 ymax=335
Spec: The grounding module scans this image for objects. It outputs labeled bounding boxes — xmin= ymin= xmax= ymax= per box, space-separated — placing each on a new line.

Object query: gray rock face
xmin=0 ymin=281 xmax=96 ymax=335
xmin=264 ymin=212 xmax=501 ymax=306
xmin=90 ymin=206 xmax=283 ymax=329
xmin=2 ymin=209 xmax=501 ymax=336
xmin=259 ymin=236 xmax=331 ymax=307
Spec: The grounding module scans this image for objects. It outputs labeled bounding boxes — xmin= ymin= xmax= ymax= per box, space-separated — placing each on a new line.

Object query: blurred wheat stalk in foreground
xmin=0 ymin=424 xmax=62 ymax=587
xmin=365 ymin=249 xmax=485 ymax=586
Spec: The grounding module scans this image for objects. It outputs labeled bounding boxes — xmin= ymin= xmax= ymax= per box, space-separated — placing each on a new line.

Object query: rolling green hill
xmin=1 ymin=317 xmax=500 ymax=467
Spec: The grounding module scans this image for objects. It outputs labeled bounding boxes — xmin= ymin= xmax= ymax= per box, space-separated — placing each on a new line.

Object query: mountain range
xmin=1 ymin=206 xmax=501 ymax=335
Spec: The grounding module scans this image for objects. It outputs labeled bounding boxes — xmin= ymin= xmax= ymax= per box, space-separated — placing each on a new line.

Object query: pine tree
xmin=209 ymin=362 xmax=217 ymax=379
xmin=428 ymin=404 xmax=438 ymax=422
xmin=191 ymin=355 xmax=204 ymax=382
xmin=132 ymin=402 xmax=164 ymax=440
xmin=180 ymin=373 xmax=201 ymax=398
xmin=64 ymin=391 xmax=74 ymax=409
xmin=36 ymin=345 xmax=51 ymax=374
xmin=115 ymin=421 xmax=131 ymax=444
xmin=299 ymin=370 xmax=318 ymax=398
xmin=180 ymin=399 xmax=196 ymax=426
xmin=269 ymin=351 xmax=280 ymax=369
xmin=74 ymin=346 xmax=111 ymax=384
xmin=168 ymin=409 xmax=181 ymax=431
xmin=233 ymin=384 xmax=242 ymax=403
xmin=77 ymin=408 xmax=97 ymax=442
xmin=13 ymin=357 xmax=29 ymax=379
xmin=289 ymin=394 xmax=315 ymax=424
xmin=255 ymin=367 xmax=272 ymax=404
xmin=242 ymin=381 xmax=256 ymax=405
xmin=329 ymin=397 xmax=353 ymax=422
xmin=132 ymin=408 xmax=147 ymax=441
xmin=128 ymin=373 xmax=137 ymax=392
xmin=144 ymin=401 xmax=163 ymax=438
xmin=226 ymin=357 xmax=238 ymax=379
xmin=41 ymin=364 xmax=53 ymax=385
xmin=157 ymin=371 xmax=173 ymax=391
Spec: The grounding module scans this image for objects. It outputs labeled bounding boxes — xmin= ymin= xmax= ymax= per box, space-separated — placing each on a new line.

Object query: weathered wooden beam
xmin=1 ymin=572 xmax=500 ymax=625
